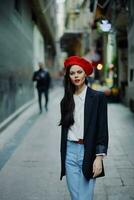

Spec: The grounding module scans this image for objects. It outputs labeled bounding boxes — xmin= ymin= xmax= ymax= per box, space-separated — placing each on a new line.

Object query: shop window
xmin=130 ymin=69 xmax=134 ymax=82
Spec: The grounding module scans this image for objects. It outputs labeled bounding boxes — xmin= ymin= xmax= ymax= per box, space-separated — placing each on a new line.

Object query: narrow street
xmin=0 ymin=87 xmax=134 ymax=200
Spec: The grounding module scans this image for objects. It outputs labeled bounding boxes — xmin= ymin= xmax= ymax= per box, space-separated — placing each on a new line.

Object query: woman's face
xmin=69 ymin=65 xmax=86 ymax=87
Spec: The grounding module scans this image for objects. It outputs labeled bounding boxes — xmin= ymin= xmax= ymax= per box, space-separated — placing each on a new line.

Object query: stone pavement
xmin=0 ymin=86 xmax=134 ymax=200
xmin=94 ymin=103 xmax=134 ymax=200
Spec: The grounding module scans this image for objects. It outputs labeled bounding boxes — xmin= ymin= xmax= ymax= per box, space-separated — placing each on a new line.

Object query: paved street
xmin=0 ymin=86 xmax=134 ymax=200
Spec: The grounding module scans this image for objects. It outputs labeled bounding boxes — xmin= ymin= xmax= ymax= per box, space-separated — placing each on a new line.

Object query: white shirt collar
xmin=74 ymin=86 xmax=87 ymax=101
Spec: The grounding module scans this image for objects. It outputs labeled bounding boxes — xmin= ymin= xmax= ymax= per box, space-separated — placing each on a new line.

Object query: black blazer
xmin=60 ymin=87 xmax=109 ymax=180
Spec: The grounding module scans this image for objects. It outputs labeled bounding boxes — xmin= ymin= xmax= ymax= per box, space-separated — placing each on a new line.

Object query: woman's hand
xmin=93 ymin=156 xmax=103 ymax=178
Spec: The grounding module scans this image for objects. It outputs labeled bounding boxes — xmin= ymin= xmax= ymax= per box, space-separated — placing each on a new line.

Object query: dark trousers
xmin=37 ymin=88 xmax=49 ymax=112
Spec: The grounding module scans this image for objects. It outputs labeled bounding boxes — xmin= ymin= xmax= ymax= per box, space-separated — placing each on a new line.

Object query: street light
xmin=97 ymin=63 xmax=103 ymax=70
xmin=99 ymin=20 xmax=111 ymax=32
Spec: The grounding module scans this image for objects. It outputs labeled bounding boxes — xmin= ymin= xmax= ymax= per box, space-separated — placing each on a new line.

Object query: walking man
xmin=32 ymin=62 xmax=51 ymax=113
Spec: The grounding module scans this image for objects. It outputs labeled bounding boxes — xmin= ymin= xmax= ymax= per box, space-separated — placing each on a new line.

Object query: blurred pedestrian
xmin=32 ymin=62 xmax=51 ymax=113
xmin=59 ymin=56 xmax=108 ymax=200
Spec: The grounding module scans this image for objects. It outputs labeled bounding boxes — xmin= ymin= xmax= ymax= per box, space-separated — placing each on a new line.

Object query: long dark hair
xmin=59 ymin=66 xmax=88 ymax=128
xmin=59 ymin=66 xmax=75 ymax=128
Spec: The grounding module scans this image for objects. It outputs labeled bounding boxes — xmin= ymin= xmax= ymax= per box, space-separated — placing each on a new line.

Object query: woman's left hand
xmin=93 ymin=156 xmax=103 ymax=178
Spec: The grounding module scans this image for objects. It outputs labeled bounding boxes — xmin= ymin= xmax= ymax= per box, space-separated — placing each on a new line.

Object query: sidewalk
xmin=94 ymin=103 xmax=134 ymax=200
xmin=0 ymin=86 xmax=69 ymax=200
xmin=0 ymin=86 xmax=134 ymax=200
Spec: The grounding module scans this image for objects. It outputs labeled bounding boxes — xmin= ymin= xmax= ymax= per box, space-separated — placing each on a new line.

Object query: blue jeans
xmin=65 ymin=141 xmax=96 ymax=200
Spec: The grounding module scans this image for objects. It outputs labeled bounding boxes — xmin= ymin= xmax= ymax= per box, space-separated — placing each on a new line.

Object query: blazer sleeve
xmin=96 ymin=93 xmax=109 ymax=155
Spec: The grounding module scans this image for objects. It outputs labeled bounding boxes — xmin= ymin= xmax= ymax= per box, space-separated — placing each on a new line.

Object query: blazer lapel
xmin=84 ymin=87 xmax=94 ymax=139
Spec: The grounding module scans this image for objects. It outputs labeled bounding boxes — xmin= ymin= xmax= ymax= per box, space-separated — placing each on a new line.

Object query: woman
xmin=59 ymin=56 xmax=108 ymax=200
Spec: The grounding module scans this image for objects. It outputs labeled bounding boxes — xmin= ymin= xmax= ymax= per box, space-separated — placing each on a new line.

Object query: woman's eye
xmin=70 ymin=70 xmax=82 ymax=75
xmin=77 ymin=71 xmax=82 ymax=74
xmin=70 ymin=72 xmax=74 ymax=75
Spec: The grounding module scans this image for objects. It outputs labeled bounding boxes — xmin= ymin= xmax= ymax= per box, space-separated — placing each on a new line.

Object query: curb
xmin=0 ymin=99 xmax=37 ymax=133
xmin=0 ymin=86 xmax=63 ymax=133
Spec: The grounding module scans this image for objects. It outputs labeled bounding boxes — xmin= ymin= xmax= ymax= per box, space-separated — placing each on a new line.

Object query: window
xmin=130 ymin=69 xmax=134 ymax=82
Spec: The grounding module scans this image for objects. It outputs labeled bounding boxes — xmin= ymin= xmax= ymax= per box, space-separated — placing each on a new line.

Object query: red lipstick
xmin=74 ymin=79 xmax=80 ymax=83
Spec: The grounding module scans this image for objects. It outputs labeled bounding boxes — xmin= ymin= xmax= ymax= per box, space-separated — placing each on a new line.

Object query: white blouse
xmin=67 ymin=86 xmax=106 ymax=156
xmin=67 ymin=86 xmax=87 ymax=141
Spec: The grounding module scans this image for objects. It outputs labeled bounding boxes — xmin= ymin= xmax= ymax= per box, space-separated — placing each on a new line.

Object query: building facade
xmin=127 ymin=0 xmax=134 ymax=112
xmin=91 ymin=0 xmax=134 ymax=111
xmin=60 ymin=0 xmax=94 ymax=56
xmin=0 ymin=0 xmax=57 ymax=125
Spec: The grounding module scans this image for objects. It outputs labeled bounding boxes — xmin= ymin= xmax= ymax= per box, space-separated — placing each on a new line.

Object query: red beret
xmin=64 ymin=56 xmax=93 ymax=75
